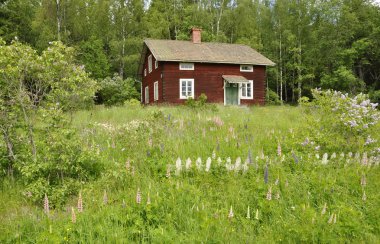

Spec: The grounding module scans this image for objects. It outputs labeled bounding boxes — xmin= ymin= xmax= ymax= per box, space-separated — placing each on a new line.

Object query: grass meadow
xmin=1 ymin=105 xmax=379 ymax=243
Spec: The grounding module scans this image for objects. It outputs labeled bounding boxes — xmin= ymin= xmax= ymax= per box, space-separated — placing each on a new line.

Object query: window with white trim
xmin=154 ymin=81 xmax=159 ymax=101
xmin=240 ymin=80 xmax=253 ymax=99
xmin=179 ymin=63 xmax=194 ymax=70
xmin=144 ymin=69 xmax=147 ymax=77
xmin=145 ymin=86 xmax=149 ymax=104
xmin=240 ymin=65 xmax=253 ymax=72
xmin=179 ymin=79 xmax=194 ymax=99
xmin=148 ymin=55 xmax=152 ymax=73
xmin=155 ymin=60 xmax=158 ymax=69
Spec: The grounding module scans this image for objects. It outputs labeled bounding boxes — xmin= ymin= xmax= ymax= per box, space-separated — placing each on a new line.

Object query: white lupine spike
xmin=246 ymin=206 xmax=250 ymax=219
xmin=234 ymin=157 xmax=241 ymax=172
xmin=217 ymin=157 xmax=222 ymax=166
xmin=331 ymin=153 xmax=336 ymax=159
xmin=212 ymin=151 xmax=216 ymax=159
xmin=255 ymin=209 xmax=259 ymax=219
xmin=321 ymin=203 xmax=327 ymax=215
xmin=175 ymin=158 xmax=182 ymax=175
xmin=185 ymin=158 xmax=192 ymax=170
xmin=328 ymin=213 xmax=334 ymax=224
xmin=225 ymin=157 xmax=233 ymax=171
xmin=315 ymin=154 xmax=320 ymax=159
xmin=228 ymin=206 xmax=234 ymax=218
xmin=242 ymin=162 xmax=249 ymax=173
xmin=322 ymin=153 xmax=328 ymax=164
xmin=205 ymin=157 xmax=212 ymax=172
xmin=196 ymin=157 xmax=202 ymax=170
xmin=340 ymin=152 xmax=345 ymax=158
xmin=348 ymin=152 xmax=353 ymax=158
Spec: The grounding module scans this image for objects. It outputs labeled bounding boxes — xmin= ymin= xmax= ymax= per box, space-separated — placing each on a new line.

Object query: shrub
xmin=265 ymin=89 xmax=282 ymax=105
xmin=185 ymin=93 xmax=217 ymax=111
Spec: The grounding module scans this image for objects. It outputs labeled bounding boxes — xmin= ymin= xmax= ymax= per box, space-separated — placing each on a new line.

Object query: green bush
xmin=185 ymin=93 xmax=217 ymax=111
xmin=97 ymin=74 xmax=140 ymax=106
xmin=265 ymin=89 xmax=282 ymax=105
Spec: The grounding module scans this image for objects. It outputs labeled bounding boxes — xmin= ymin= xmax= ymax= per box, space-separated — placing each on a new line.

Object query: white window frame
xmin=179 ymin=63 xmax=194 ymax=70
xmin=240 ymin=65 xmax=253 ymax=72
xmin=148 ymin=55 xmax=152 ymax=73
xmin=154 ymin=81 xmax=159 ymax=101
xmin=144 ymin=69 xmax=147 ymax=77
xmin=145 ymin=86 xmax=149 ymax=104
xmin=240 ymin=80 xmax=254 ymax=99
xmin=179 ymin=79 xmax=194 ymax=99
xmin=155 ymin=60 xmax=158 ymax=69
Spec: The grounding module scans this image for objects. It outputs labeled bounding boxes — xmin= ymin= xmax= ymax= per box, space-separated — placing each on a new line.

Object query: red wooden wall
xmin=141 ymin=52 xmax=267 ymax=105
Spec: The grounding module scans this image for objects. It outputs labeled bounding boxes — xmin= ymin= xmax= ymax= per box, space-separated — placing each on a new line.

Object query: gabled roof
xmin=138 ymin=39 xmax=275 ymax=76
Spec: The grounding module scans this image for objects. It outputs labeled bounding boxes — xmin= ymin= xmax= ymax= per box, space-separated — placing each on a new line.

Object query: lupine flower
xmin=217 ymin=157 xmax=222 ymax=166
xmin=225 ymin=157 xmax=233 ymax=171
xmin=362 ymin=191 xmax=366 ymax=201
xmin=103 ymin=190 xmax=108 ymax=205
xmin=44 ymin=194 xmax=49 ymax=215
xmin=125 ymin=160 xmax=131 ymax=173
xmin=264 ymin=165 xmax=269 ymax=184
xmin=246 ymin=206 xmax=250 ymax=219
xmin=292 ymin=152 xmax=299 ymax=164
xmin=71 ymin=207 xmax=76 ymax=223
xmin=147 ymin=193 xmax=151 ymax=205
xmin=212 ymin=150 xmax=216 ymax=159
xmin=196 ymin=157 xmax=202 ymax=170
xmin=77 ymin=191 xmax=83 ymax=213
xmin=301 ymin=138 xmax=309 ymax=146
xmin=205 ymin=157 xmax=212 ymax=172
xmin=228 ymin=206 xmax=234 ymax=219
xmin=275 ymin=192 xmax=280 ymax=200
xmin=277 ymin=143 xmax=282 ymax=157
xmin=266 ymin=186 xmax=272 ymax=200
xmin=361 ymin=175 xmax=367 ymax=186
xmin=322 ymin=153 xmax=328 ymax=164
xmin=328 ymin=213 xmax=334 ymax=224
xmin=122 ymin=199 xmax=126 ymax=208
xmin=255 ymin=209 xmax=259 ymax=220
xmin=275 ymin=178 xmax=279 ymax=185
xmin=316 ymin=153 xmax=320 ymax=159
xmin=136 ymin=188 xmax=142 ymax=204
xmin=331 ymin=153 xmax=336 ymax=159
xmin=340 ymin=152 xmax=345 ymax=158
xmin=166 ymin=165 xmax=171 ymax=178
xmin=321 ymin=203 xmax=327 ymax=215
xmin=234 ymin=157 xmax=241 ymax=172
xmin=175 ymin=158 xmax=182 ymax=175
xmin=242 ymin=161 xmax=249 ymax=173
xmin=185 ymin=158 xmax=192 ymax=170
xmin=361 ymin=153 xmax=368 ymax=166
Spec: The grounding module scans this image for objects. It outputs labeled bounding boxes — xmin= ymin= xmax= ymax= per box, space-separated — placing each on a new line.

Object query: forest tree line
xmin=1 ymin=0 xmax=380 ymax=104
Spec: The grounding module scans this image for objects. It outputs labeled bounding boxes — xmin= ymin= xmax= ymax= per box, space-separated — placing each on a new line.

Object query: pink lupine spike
xmin=44 ymin=194 xmax=49 ymax=216
xmin=77 ymin=191 xmax=83 ymax=213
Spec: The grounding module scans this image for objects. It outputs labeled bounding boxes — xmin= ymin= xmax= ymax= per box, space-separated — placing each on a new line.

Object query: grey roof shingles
xmin=144 ymin=39 xmax=275 ymax=66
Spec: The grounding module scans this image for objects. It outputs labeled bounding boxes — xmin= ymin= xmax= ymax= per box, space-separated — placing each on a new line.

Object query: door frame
xmin=223 ymin=80 xmax=241 ymax=106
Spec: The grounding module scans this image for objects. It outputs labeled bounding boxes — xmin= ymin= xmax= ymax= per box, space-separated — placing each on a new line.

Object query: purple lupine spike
xmin=292 ymin=151 xmax=299 ymax=164
xmin=248 ymin=149 xmax=252 ymax=164
xmin=146 ymin=150 xmax=151 ymax=157
xmin=167 ymin=114 xmax=171 ymax=121
xmin=216 ymin=140 xmax=220 ymax=151
xmin=160 ymin=143 xmax=165 ymax=153
xmin=264 ymin=165 xmax=269 ymax=184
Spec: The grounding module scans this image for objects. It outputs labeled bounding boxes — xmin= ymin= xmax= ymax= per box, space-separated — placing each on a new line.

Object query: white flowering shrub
xmin=300 ymin=89 xmax=380 ymax=153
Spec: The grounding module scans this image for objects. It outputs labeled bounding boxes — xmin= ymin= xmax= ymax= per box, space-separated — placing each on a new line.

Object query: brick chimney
xmin=191 ymin=28 xmax=202 ymax=44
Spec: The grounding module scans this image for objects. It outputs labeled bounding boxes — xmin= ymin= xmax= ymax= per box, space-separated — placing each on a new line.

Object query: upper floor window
xmin=148 ymin=55 xmax=153 ymax=73
xmin=179 ymin=63 xmax=194 ymax=70
xmin=240 ymin=65 xmax=253 ymax=72
xmin=155 ymin=60 xmax=158 ymax=69
xmin=240 ymin=80 xmax=253 ymax=99
xmin=180 ymin=79 xmax=194 ymax=99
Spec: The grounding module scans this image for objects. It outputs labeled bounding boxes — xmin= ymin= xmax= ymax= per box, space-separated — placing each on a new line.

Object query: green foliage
xmin=265 ymin=89 xmax=282 ymax=105
xmin=185 ymin=93 xmax=216 ymax=110
xmin=97 ymin=74 xmax=140 ymax=106
xmin=321 ymin=66 xmax=365 ymax=93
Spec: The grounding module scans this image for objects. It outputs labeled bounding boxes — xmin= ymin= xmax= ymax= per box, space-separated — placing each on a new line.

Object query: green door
xmin=225 ymin=83 xmax=239 ymax=105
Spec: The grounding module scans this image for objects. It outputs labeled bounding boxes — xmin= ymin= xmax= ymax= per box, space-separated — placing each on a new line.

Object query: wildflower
xmin=362 ymin=191 xmax=366 ymax=201
xmin=44 ymin=194 xmax=49 ymax=215
xmin=301 ymin=138 xmax=309 ymax=146
xmin=125 ymin=160 xmax=131 ymax=173
xmin=103 ymin=190 xmax=108 ymax=205
xmin=361 ymin=175 xmax=366 ymax=186
xmin=71 ymin=207 xmax=76 ymax=223
xmin=228 ymin=206 xmax=234 ymax=219
xmin=331 ymin=153 xmax=336 ymax=159
xmin=147 ymin=193 xmax=151 ymax=205
xmin=361 ymin=153 xmax=368 ymax=166
xmin=292 ymin=151 xmax=299 ymax=164
xmin=212 ymin=150 xmax=216 ymax=159
xmin=175 ymin=158 xmax=182 ymax=175
xmin=315 ymin=146 xmax=320 ymax=151
xmin=234 ymin=157 xmax=241 ymax=172
xmin=136 ymin=188 xmax=142 ymax=204
xmin=166 ymin=165 xmax=171 ymax=178
xmin=77 ymin=191 xmax=83 ymax=213
xmin=248 ymin=149 xmax=252 ymax=164
xmin=321 ymin=203 xmax=327 ymax=215
xmin=328 ymin=213 xmax=334 ymax=224
xmin=225 ymin=157 xmax=233 ymax=171
xmin=205 ymin=157 xmax=212 ymax=172
xmin=264 ymin=165 xmax=269 ymax=184
xmin=246 ymin=206 xmax=250 ymax=219
xmin=217 ymin=157 xmax=222 ymax=166
xmin=275 ymin=192 xmax=280 ymax=200
xmin=275 ymin=178 xmax=279 ymax=185
xmin=148 ymin=137 xmax=153 ymax=147
xmin=322 ymin=153 xmax=328 ymax=164
xmin=185 ymin=158 xmax=192 ymax=170
xmin=242 ymin=161 xmax=249 ymax=173
xmin=277 ymin=143 xmax=282 ymax=157
xmin=255 ymin=209 xmax=259 ymax=219
xmin=122 ymin=199 xmax=126 ymax=208
xmin=196 ymin=157 xmax=202 ymax=170
xmin=266 ymin=186 xmax=272 ymax=200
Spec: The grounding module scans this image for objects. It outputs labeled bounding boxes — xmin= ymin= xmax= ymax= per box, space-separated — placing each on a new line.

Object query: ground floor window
xmin=145 ymin=86 xmax=149 ymax=104
xmin=240 ymin=80 xmax=253 ymax=99
xmin=180 ymin=79 xmax=194 ymax=99
xmin=154 ymin=81 xmax=159 ymax=101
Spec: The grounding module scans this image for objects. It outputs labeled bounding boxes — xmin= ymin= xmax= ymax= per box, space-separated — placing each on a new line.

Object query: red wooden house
xmin=138 ymin=28 xmax=275 ymax=106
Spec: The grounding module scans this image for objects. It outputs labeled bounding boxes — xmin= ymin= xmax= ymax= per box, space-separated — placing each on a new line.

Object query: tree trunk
xmin=56 ymin=0 xmax=61 ymax=41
